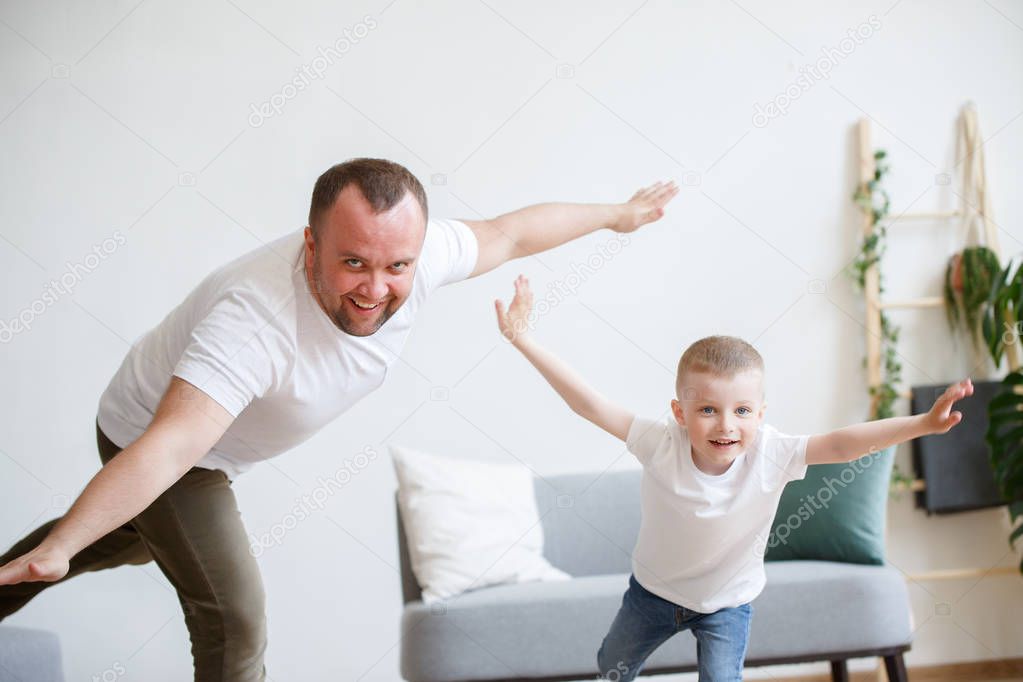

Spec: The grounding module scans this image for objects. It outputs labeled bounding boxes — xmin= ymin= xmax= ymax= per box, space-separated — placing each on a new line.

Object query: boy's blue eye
xmin=699 ymin=407 xmax=715 ymax=415
xmin=737 ymin=406 xmax=752 ymax=416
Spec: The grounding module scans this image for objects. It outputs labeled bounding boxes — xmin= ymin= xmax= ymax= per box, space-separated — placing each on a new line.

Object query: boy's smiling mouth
xmin=709 ymin=438 xmax=739 ymax=449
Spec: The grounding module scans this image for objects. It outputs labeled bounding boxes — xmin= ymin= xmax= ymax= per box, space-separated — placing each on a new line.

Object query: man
xmin=0 ymin=158 xmax=678 ymax=680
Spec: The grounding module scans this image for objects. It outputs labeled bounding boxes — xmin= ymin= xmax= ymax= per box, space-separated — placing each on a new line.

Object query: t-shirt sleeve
xmin=417 ymin=218 xmax=479 ymax=290
xmin=172 ymin=292 xmax=278 ymax=418
xmin=626 ymin=415 xmax=673 ymax=467
xmin=762 ymin=426 xmax=810 ymax=486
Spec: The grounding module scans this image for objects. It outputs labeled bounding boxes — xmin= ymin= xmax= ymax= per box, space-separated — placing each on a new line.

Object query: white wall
xmin=1 ymin=0 xmax=1021 ymax=680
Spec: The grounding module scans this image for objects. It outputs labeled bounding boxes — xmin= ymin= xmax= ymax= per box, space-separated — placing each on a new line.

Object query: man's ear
xmin=303 ymin=227 xmax=316 ymax=270
xmin=671 ymin=399 xmax=685 ymax=427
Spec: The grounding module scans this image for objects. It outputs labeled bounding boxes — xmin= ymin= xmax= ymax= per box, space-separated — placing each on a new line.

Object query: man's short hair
xmin=676 ymin=335 xmax=764 ymax=397
xmin=308 ymin=158 xmax=428 ymax=241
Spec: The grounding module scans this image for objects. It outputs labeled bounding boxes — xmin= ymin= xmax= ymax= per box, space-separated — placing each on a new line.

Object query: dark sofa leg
xmin=830 ymin=660 xmax=849 ymax=682
xmin=883 ymin=653 xmax=908 ymax=682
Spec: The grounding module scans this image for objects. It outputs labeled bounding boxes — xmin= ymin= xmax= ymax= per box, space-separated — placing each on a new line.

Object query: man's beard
xmin=311 ymin=260 xmax=396 ymax=337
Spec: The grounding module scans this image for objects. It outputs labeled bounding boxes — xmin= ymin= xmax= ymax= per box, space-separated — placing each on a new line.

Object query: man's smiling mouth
xmin=348 ymin=297 xmax=383 ymax=311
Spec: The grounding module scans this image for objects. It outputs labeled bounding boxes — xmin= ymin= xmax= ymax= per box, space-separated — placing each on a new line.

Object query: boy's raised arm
xmin=805 ymin=378 xmax=974 ymax=465
xmin=495 ymin=275 xmax=634 ymax=442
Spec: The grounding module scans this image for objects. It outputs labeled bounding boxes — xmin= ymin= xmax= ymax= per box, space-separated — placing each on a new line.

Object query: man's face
xmin=304 ymin=185 xmax=426 ymax=337
xmin=671 ymin=370 xmax=766 ymax=474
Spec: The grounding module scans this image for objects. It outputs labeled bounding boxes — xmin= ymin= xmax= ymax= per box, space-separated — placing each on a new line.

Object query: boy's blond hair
xmin=675 ymin=336 xmax=764 ymax=398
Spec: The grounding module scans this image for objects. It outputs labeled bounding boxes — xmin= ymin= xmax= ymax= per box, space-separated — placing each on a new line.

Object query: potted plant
xmin=944 ymin=245 xmax=1003 ymax=358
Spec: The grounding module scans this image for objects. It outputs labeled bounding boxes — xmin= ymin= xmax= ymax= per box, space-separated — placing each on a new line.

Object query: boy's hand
xmin=495 ymin=275 xmax=534 ymax=345
xmin=611 ymin=180 xmax=680 ymax=233
xmin=923 ymin=378 xmax=974 ymax=434
xmin=0 ymin=544 xmax=70 ymax=586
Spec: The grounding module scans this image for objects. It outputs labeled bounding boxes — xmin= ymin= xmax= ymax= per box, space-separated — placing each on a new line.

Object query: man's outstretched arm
xmin=0 ymin=377 xmax=234 ymax=585
xmin=464 ymin=180 xmax=679 ymax=277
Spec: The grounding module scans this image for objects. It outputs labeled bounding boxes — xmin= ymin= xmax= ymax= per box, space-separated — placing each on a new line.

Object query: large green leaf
xmin=987 ymin=371 xmax=1023 ymax=573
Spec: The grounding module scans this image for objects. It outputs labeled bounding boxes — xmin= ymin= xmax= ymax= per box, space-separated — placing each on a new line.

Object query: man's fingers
xmin=633 ymin=181 xmax=669 ymax=202
xmin=0 ymin=562 xmax=27 ymax=586
xmin=656 ymin=181 xmax=679 ymax=200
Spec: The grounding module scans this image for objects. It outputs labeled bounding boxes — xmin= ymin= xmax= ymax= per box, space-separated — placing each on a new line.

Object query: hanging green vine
xmin=849 ymin=150 xmax=914 ymax=493
xmin=850 ymin=150 xmax=902 ymax=420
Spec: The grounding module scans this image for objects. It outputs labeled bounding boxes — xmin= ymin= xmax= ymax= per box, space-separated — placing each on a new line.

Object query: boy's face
xmin=671 ymin=369 xmax=766 ymax=474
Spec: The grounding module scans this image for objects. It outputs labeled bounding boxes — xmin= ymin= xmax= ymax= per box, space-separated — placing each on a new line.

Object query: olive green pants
xmin=0 ymin=421 xmax=267 ymax=681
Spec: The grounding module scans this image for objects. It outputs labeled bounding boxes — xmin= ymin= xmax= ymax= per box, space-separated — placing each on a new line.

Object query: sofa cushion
xmin=766 ymin=447 xmax=895 ymax=565
xmin=533 ymin=471 xmax=641 ymax=578
xmin=399 ymin=562 xmax=912 ymax=682
xmin=0 ymin=625 xmax=65 ymax=682
xmin=391 ymin=444 xmax=569 ymax=603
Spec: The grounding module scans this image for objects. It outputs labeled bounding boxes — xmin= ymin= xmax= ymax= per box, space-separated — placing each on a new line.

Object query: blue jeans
xmin=597 ymin=575 xmax=752 ymax=682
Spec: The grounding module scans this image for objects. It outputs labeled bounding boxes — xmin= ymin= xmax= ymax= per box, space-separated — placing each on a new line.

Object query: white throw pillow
xmin=391 ymin=444 xmax=570 ymax=603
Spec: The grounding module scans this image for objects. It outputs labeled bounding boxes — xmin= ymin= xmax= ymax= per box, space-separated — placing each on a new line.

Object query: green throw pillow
xmin=764 ymin=447 xmax=895 ymax=565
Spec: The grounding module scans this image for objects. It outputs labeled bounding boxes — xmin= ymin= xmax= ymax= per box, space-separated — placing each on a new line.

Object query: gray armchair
xmin=0 ymin=625 xmax=65 ymax=682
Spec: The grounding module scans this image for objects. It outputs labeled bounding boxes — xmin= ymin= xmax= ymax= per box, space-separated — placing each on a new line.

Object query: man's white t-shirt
xmin=97 ymin=219 xmax=478 ymax=480
xmin=626 ymin=415 xmax=809 ymax=613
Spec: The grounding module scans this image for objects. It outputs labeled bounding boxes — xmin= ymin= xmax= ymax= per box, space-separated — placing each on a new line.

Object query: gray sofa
xmin=398 ymin=470 xmax=912 ymax=682
xmin=0 ymin=625 xmax=65 ymax=682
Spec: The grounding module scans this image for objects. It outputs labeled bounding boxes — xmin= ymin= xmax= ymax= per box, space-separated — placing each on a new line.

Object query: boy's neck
xmin=690 ymin=445 xmax=741 ymax=476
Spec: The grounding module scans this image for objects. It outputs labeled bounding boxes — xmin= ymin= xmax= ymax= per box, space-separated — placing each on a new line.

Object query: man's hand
xmin=923 ymin=378 xmax=974 ymax=434
xmin=495 ymin=275 xmax=534 ymax=345
xmin=611 ymin=180 xmax=680 ymax=234
xmin=0 ymin=544 xmax=70 ymax=586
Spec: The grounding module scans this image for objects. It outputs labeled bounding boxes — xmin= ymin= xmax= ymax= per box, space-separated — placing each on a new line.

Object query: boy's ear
xmin=671 ymin=399 xmax=685 ymax=426
xmin=759 ymin=400 xmax=767 ymax=419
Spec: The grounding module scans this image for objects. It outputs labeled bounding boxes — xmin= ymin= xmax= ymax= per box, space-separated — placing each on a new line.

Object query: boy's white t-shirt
xmin=96 ymin=219 xmax=478 ymax=480
xmin=626 ymin=415 xmax=809 ymax=613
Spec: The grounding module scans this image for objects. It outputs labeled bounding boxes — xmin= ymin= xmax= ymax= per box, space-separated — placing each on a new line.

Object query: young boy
xmin=494 ymin=275 xmax=973 ymax=682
